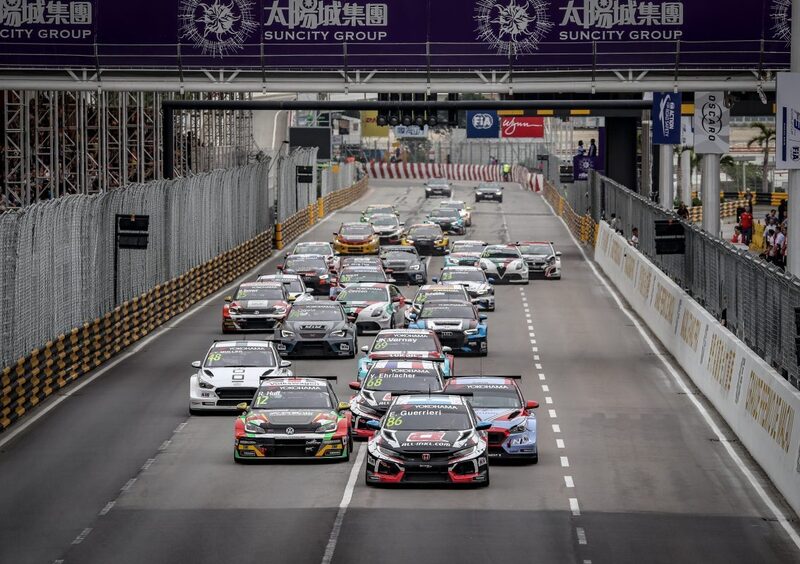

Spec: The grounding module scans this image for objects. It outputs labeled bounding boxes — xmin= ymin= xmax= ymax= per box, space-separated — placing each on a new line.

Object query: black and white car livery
xmin=516 ymin=241 xmax=562 ymax=279
xmin=276 ymin=302 xmax=357 ymax=358
xmin=479 ymin=244 xmax=529 ymax=284
xmin=380 ymin=245 xmax=427 ymax=285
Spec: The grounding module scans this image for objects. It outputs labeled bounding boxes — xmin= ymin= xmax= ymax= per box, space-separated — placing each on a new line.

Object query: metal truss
xmin=2 ymin=90 xmax=254 ymax=208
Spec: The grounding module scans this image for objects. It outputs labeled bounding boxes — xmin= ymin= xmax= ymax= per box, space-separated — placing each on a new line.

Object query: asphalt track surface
xmin=1 ymin=179 xmax=799 ymax=564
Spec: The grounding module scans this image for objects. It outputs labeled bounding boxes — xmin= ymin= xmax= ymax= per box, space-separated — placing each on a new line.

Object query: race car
xmin=408 ymin=300 xmax=488 ymax=356
xmin=474 ymin=182 xmax=503 ymax=203
xmin=444 ymin=376 xmax=539 ymax=462
xmin=189 ymin=340 xmax=293 ymax=413
xmin=380 ymin=245 xmax=427 ymax=285
xmin=234 ymin=377 xmax=351 ymax=462
xmin=516 ymin=241 xmax=562 ymax=279
xmin=338 ymin=265 xmax=394 ymax=288
xmin=424 ymin=178 xmax=453 ymax=198
xmin=358 ymin=329 xmax=453 ymax=380
xmin=361 ymin=204 xmax=399 ymax=223
xmin=426 ymin=207 xmax=466 ymax=235
xmin=256 ymin=274 xmax=315 ymax=303
xmin=444 ymin=240 xmax=487 ymax=267
xmin=348 ymin=360 xmax=445 ymax=439
xmin=369 ymin=213 xmax=405 ymax=244
xmin=335 ymin=283 xmax=407 ymax=334
xmin=435 ymin=266 xmax=495 ymax=311
xmin=405 ymin=284 xmax=471 ymax=325
xmin=401 ymin=223 xmax=449 ymax=256
xmin=339 ymin=255 xmax=384 ymax=270
xmin=278 ymin=254 xmax=336 ymax=296
xmin=275 ymin=301 xmax=357 ymax=358
xmin=364 ymin=394 xmax=491 ymax=486
xmin=333 ymin=222 xmax=380 ymax=255
xmin=439 ymin=200 xmax=472 ymax=226
xmin=479 ymin=244 xmax=529 ymax=285
xmin=289 ymin=241 xmax=336 ymax=261
xmin=222 ymin=282 xmax=290 ymax=333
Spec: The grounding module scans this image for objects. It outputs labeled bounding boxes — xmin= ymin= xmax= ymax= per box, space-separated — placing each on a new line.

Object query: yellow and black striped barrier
xmin=542 ymin=181 xmax=597 ymax=246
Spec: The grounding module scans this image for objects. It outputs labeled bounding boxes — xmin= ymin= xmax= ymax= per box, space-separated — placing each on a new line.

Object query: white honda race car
xmin=479 ymin=244 xmax=529 ymax=285
xmin=189 ymin=340 xmax=293 ymax=414
xmin=334 ymin=283 xmax=407 ymax=334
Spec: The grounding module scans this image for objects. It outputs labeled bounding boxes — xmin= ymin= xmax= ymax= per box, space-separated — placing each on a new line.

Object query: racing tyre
xmin=342 ymin=444 xmax=351 ymax=462
xmin=479 ymin=470 xmax=490 ymax=487
xmin=498 ymin=197 xmax=503 ymax=203
xmin=480 ymin=345 xmax=488 ymax=357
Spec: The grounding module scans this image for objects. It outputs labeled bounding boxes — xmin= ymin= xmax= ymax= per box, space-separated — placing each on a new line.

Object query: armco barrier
xmin=595 ymin=221 xmax=800 ymax=516
xmin=1 ymin=228 xmax=273 ymax=432
xmin=543 ymin=180 xmax=596 ymax=245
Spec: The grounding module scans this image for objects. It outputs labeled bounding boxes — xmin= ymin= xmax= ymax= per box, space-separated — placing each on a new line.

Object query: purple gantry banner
xmin=0 ymin=0 xmax=790 ymax=70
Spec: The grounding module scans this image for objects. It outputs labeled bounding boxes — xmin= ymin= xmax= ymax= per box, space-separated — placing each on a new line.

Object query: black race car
xmin=365 ymin=393 xmax=491 ymax=486
xmin=474 ymin=182 xmax=503 ymax=203
xmin=279 ymin=254 xmax=336 ymax=296
xmin=380 ymin=245 xmax=427 ymax=285
xmin=426 ymin=207 xmax=467 ymax=235
xmin=424 ymin=178 xmax=453 ymax=198
xmin=275 ymin=302 xmax=357 ymax=358
xmin=401 ymin=223 xmax=448 ymax=256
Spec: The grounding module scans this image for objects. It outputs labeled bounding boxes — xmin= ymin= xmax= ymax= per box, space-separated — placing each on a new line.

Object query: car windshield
xmin=339 ymin=270 xmax=385 ymax=284
xmin=414 ymin=289 xmax=466 ymax=304
xmin=440 ymin=270 xmax=485 ymax=282
xmin=337 ymin=287 xmax=388 ymax=302
xmin=204 ymin=345 xmax=277 ymax=368
xmin=288 ymin=305 xmax=343 ymax=321
xmin=340 ymin=224 xmax=373 ymax=237
xmin=384 ymin=403 xmax=471 ymax=430
xmin=452 ymin=242 xmax=485 ymax=253
xmin=251 ymin=386 xmax=333 ymax=409
xmin=371 ymin=334 xmax=438 ymax=352
xmin=430 ymin=209 xmax=460 ymax=219
xmin=518 ymin=244 xmax=552 ymax=255
xmin=382 ymin=247 xmax=417 ymax=257
xmin=234 ymin=286 xmax=284 ymax=300
xmin=294 ymin=244 xmax=331 ymax=255
xmin=450 ymin=385 xmax=522 ymax=409
xmin=440 ymin=202 xmax=464 ymax=210
xmin=477 ymin=184 xmax=501 ymax=190
xmin=483 ymin=247 xmax=520 ymax=259
xmin=371 ymin=216 xmax=399 ymax=227
xmin=367 ymin=206 xmax=394 ymax=215
xmin=279 ymin=279 xmax=304 ymax=293
xmin=285 ymin=257 xmax=326 ymax=271
xmin=408 ymin=225 xmax=441 ymax=238
xmin=420 ymin=304 xmax=475 ymax=319
xmin=428 ymin=179 xmax=449 ymax=187
xmin=364 ymin=368 xmax=442 ymax=392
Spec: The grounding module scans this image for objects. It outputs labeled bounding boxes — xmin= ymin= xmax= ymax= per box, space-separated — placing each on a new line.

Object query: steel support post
xmin=680 ymin=148 xmax=692 ymax=204
xmin=787 ymin=0 xmax=800 ymax=273
xmin=702 ymin=154 xmax=721 ymax=237
xmin=659 ymin=144 xmax=674 ymax=209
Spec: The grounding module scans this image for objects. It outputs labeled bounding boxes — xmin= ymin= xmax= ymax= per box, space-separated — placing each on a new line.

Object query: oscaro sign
xmin=700 ymin=94 xmax=723 ymax=140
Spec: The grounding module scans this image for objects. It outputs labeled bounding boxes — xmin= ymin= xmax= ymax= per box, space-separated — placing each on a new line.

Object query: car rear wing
xmin=454 ymin=374 xmax=523 ymax=379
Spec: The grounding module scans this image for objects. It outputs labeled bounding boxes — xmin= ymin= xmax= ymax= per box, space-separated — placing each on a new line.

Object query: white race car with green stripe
xmin=334 ymin=283 xmax=408 ymax=334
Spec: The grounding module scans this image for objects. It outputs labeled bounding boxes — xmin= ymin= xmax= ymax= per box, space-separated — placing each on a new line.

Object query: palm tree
xmin=746 ymin=123 xmax=776 ymax=193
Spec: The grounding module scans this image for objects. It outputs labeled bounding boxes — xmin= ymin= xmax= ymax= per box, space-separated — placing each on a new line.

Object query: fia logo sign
xmin=475 ymin=0 xmax=553 ymax=55
xmin=471 ymin=113 xmax=495 ymax=130
xmin=179 ymin=0 xmax=258 ymax=57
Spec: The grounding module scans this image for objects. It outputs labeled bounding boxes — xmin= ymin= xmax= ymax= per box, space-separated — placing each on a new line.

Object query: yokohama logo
xmin=501 ymin=117 xmax=544 ymax=138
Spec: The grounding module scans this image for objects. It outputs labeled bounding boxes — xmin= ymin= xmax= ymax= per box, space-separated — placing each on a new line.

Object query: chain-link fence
xmin=596 ymin=172 xmax=800 ymax=390
xmin=321 ymin=163 xmax=357 ymax=197
xmin=275 ymin=148 xmax=318 ymax=222
xmin=450 ymin=141 xmax=544 ymax=168
xmin=0 ymin=160 xmax=271 ymax=367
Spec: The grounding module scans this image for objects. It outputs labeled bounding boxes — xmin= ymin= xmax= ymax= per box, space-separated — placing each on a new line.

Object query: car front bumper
xmin=366 ymin=453 xmax=489 ymax=485
xmin=190 ymin=377 xmax=258 ymax=411
xmin=276 ymin=337 xmax=355 ymax=357
xmin=487 ymin=429 xmax=538 ymax=459
xmin=334 ymin=241 xmax=380 ymax=255
xmin=235 ymin=434 xmax=349 ymax=460
xmin=223 ymin=314 xmax=283 ymax=332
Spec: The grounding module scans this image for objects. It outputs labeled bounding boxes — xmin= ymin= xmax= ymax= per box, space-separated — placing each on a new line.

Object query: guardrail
xmin=542 ymin=180 xmax=597 ymax=245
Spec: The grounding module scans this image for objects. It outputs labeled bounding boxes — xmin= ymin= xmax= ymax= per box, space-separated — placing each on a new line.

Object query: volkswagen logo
xmin=253 ymin=310 xmax=260 ymax=315
xmin=421 ymin=453 xmax=431 ymax=461
xmin=285 ymin=427 xmax=295 ymax=435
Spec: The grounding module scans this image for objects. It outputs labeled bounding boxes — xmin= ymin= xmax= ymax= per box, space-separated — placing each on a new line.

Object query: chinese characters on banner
xmin=500 ymin=117 xmax=544 ymax=138
xmin=558 ymin=0 xmax=684 ymax=28
xmin=693 ymin=92 xmax=730 ymax=155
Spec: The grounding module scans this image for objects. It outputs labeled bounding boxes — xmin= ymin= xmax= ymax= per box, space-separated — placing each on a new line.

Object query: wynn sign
xmin=501 ymin=117 xmax=545 ymax=138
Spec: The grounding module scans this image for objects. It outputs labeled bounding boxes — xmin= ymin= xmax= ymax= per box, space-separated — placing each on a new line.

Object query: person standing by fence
xmin=740 ymin=208 xmax=753 ymax=245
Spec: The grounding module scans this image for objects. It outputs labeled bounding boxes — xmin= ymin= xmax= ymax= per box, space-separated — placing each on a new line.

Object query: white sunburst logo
xmin=771 ymin=0 xmax=792 ymax=45
xmin=475 ymin=0 xmax=553 ymax=56
xmin=179 ymin=0 xmax=258 ymax=58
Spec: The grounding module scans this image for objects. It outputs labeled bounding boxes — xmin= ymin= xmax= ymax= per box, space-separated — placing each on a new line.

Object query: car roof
xmin=420 ymin=300 xmax=474 ymax=307
xmin=453 ymin=240 xmax=486 ymax=245
xmin=341 ymin=265 xmax=384 ymax=272
xmin=239 ymin=281 xmax=283 ymax=289
xmin=211 ymin=340 xmax=275 ymax=349
xmin=440 ymin=200 xmax=466 ymax=205
xmin=371 ymin=359 xmax=441 ymax=370
xmin=408 ymin=222 xmax=441 ymax=228
xmin=484 ymin=244 xmax=518 ymax=249
xmin=340 ymin=221 xmax=372 ymax=227
xmin=339 ymin=282 xmax=389 ymax=289
xmin=260 ymin=377 xmax=330 ymax=388
xmin=377 ymin=329 xmax=435 ymax=337
xmin=446 ymin=376 xmax=519 ymax=387
xmin=295 ymin=241 xmax=332 ymax=248
xmin=393 ymin=394 xmax=466 ymax=406
xmin=517 ymin=241 xmax=552 ymax=245
xmin=420 ymin=284 xmax=466 ymax=291
xmin=286 ymin=253 xmax=327 ymax=259
xmin=369 ymin=213 xmax=398 ymax=219
xmin=366 ymin=204 xmax=395 ymax=209
xmin=441 ymin=266 xmax=483 ymax=272
xmin=258 ymin=274 xmax=302 ymax=281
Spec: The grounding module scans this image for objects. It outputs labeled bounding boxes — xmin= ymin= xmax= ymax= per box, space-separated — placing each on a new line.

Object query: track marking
xmin=320 ymin=445 xmax=367 ymax=564
xmin=569 ymin=498 xmax=581 ymax=516
xmin=528 ymin=332 xmax=536 ymax=338
xmin=534 ymin=355 xmax=540 ymax=361
xmin=542 ymin=384 xmax=550 ymax=392
xmin=565 ymin=475 xmax=575 ymax=488
xmin=71 ymin=528 xmax=92 ymax=545
xmin=556 ymin=438 xmax=565 ymax=449
xmin=542 ymin=193 xmax=800 ymax=550
xmin=121 ymin=478 xmax=137 ymax=492
xmin=561 ymin=456 xmax=570 ymax=467
xmin=552 ymin=424 xmax=560 ymax=433
xmin=158 ymin=440 xmax=171 ymax=451
xmin=141 ymin=458 xmax=156 ymax=471
xmin=545 ymin=396 xmax=553 ymax=404
xmin=532 ymin=346 xmax=538 ymax=352
xmin=98 ymin=501 xmax=115 ymax=516
xmin=174 ymin=422 xmax=188 ymax=433
xmin=549 ymin=409 xmax=557 ymax=418
xmin=577 ymin=528 xmax=588 ymax=545
xmin=538 ymin=373 xmax=546 ymax=381
xmin=535 ymin=363 xmax=542 ymax=370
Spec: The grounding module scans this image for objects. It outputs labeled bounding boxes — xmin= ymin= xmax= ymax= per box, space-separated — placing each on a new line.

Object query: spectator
xmin=772 ymin=225 xmax=786 ymax=268
xmin=778 ymin=198 xmax=787 ymax=225
xmin=677 ymin=203 xmax=689 ymax=220
xmin=740 ymin=208 xmax=753 ymax=244
xmin=765 ymin=209 xmax=777 ymax=225
xmin=609 ymin=213 xmax=621 ymax=233
xmin=731 ymin=225 xmax=742 ymax=244
xmin=502 ymin=162 xmax=511 ymax=181
xmin=629 ymin=227 xmax=640 ymax=248
xmin=588 ymin=138 xmax=598 ymax=157
xmin=576 ymin=140 xmax=585 ymax=156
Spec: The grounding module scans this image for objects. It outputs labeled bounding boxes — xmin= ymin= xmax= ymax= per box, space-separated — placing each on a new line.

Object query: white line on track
xmin=320 ymin=444 xmax=367 ymax=564
xmin=71 ymin=528 xmax=92 ymax=545
xmin=535 ymin=363 xmax=542 ymax=370
xmin=174 ymin=421 xmax=188 ymax=433
xmin=141 ymin=458 xmax=156 ymax=471
xmin=545 ymin=396 xmax=553 ymax=404
xmin=561 ymin=456 xmax=570 ymax=467
xmin=542 ymin=385 xmax=549 ymax=392
xmin=120 ymin=478 xmax=137 ymax=492
xmin=564 ymin=475 xmax=575 ymax=488
xmin=577 ymin=528 xmax=588 ymax=545
xmin=569 ymin=498 xmax=581 ymax=516
xmin=556 ymin=438 xmax=565 ymax=449
xmin=532 ymin=346 xmax=538 ymax=352
xmin=552 ymin=424 xmax=560 ymax=433
xmin=158 ymin=440 xmax=171 ymax=451
xmin=528 ymin=332 xmax=536 ymax=338
xmin=541 ymin=193 xmax=800 ymax=550
xmin=549 ymin=410 xmax=557 ymax=418
xmin=534 ymin=355 xmax=540 ymax=361
xmin=98 ymin=501 xmax=115 ymax=516
xmin=538 ymin=373 xmax=546 ymax=381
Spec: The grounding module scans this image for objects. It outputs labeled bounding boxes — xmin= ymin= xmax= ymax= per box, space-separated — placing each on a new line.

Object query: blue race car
xmin=408 ymin=300 xmax=487 ymax=356
xmin=444 ymin=376 xmax=539 ymax=462
xmin=357 ymin=329 xmax=453 ymax=380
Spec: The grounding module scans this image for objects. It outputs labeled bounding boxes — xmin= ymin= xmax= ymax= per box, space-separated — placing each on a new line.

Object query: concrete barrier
xmin=595 ymin=222 xmax=800 ymax=516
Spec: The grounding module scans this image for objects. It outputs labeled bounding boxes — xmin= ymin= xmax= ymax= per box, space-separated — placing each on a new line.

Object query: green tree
xmin=746 ymin=122 xmax=776 ymax=193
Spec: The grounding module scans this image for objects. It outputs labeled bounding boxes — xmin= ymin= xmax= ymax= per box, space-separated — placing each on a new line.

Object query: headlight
xmin=351 ymin=402 xmax=380 ymax=417
xmin=371 ymin=307 xmax=386 ymax=318
xmin=408 ymin=264 xmax=421 ymax=271
xmin=464 ymin=328 xmax=478 ymax=335
xmin=198 ymin=378 xmax=214 ymax=390
xmin=319 ymin=274 xmax=329 ymax=280
xmin=244 ymin=422 xmax=265 ymax=434
xmin=319 ymin=421 xmax=338 ymax=433
xmin=475 ymin=287 xmax=489 ymax=295
xmin=330 ymin=329 xmax=347 ymax=337
xmin=281 ymin=330 xmax=295 ymax=338
xmin=375 ymin=444 xmax=400 ymax=459
xmin=514 ymin=261 xmax=525 ymax=270
xmin=405 ymin=238 xmax=414 ymax=244
xmin=273 ymin=306 xmax=287 ymax=314
xmin=510 ymin=420 xmax=527 ymax=433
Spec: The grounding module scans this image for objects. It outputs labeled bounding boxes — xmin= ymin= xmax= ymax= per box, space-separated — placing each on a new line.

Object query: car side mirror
xmin=442 ymin=346 xmax=452 ymax=353
xmin=408 ymin=312 xmax=417 ymax=320
xmin=349 ymin=381 xmax=361 ymax=390
xmin=224 ymin=296 xmax=232 ymax=303
xmin=432 ymin=277 xmax=439 ymax=283
xmin=338 ymin=401 xmax=350 ymax=411
xmin=366 ymin=420 xmax=382 ymax=430
xmin=556 ymin=251 xmax=562 ymax=256
xmin=444 ymin=250 xmax=450 ymax=255
xmin=235 ymin=402 xmax=249 ymax=412
xmin=280 ymin=360 xmax=292 ymax=368
xmin=305 ymin=289 xmax=314 ymax=293
xmin=191 ymin=360 xmax=202 ymax=369
xmin=488 ymin=277 xmax=496 ymax=284
xmin=360 ymin=345 xmax=369 ymax=354
xmin=526 ymin=400 xmax=539 ymax=409
xmin=276 ymin=265 xmax=283 ymax=271
xmin=387 ymin=278 xmax=396 ymax=284
xmin=475 ymin=421 xmax=492 ymax=431
xmin=479 ymin=314 xmax=487 ymax=321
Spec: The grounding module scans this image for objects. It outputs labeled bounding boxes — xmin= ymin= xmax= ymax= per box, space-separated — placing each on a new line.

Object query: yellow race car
xmin=401 ymin=223 xmax=449 ymax=256
xmin=333 ymin=222 xmax=380 ymax=255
